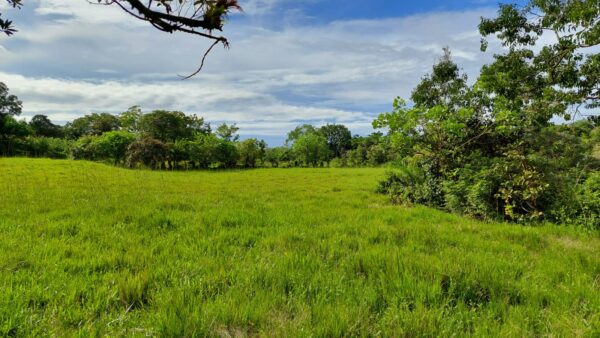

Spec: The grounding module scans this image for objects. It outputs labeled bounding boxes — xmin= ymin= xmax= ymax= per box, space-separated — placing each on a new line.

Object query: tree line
xmin=0 ymin=91 xmax=396 ymax=169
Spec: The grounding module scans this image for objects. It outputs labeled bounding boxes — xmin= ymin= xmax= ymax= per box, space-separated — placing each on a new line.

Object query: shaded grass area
xmin=0 ymin=158 xmax=599 ymax=336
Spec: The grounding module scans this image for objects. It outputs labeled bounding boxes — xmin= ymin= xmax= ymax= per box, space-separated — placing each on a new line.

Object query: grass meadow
xmin=0 ymin=158 xmax=599 ymax=337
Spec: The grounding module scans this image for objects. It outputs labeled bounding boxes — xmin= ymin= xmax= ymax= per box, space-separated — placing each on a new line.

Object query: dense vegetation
xmin=1 ymin=158 xmax=599 ymax=336
xmin=0 ymin=95 xmax=395 ymax=169
xmin=376 ymin=0 xmax=600 ymax=227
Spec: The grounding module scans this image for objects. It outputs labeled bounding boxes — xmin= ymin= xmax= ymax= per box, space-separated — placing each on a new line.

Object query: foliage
xmin=65 ymin=113 xmax=120 ymax=139
xmin=213 ymin=137 xmax=239 ymax=168
xmin=376 ymin=0 xmax=599 ymax=226
xmin=96 ymin=131 xmax=137 ymax=165
xmin=14 ymin=137 xmax=72 ymax=159
xmin=1 ymin=87 xmax=391 ymax=169
xmin=318 ymin=124 xmax=352 ymax=158
xmin=376 ymin=158 xmax=443 ymax=206
xmin=118 ymin=106 xmax=143 ymax=133
xmin=0 ymin=82 xmax=21 ymax=118
xmin=72 ymin=136 xmax=101 ymax=161
xmin=138 ymin=110 xmax=209 ymax=143
xmin=575 ymin=171 xmax=600 ymax=228
xmin=286 ymin=124 xmax=317 ymax=145
xmin=29 ymin=114 xmax=63 ymax=138
xmin=126 ymin=137 xmax=169 ymax=169
xmin=237 ymin=138 xmax=265 ymax=168
xmin=0 ymin=117 xmax=30 ymax=155
xmin=292 ymin=133 xmax=330 ymax=167
xmin=479 ymin=0 xmax=599 ymax=113
xmin=72 ymin=132 xmax=137 ymax=164
xmin=0 ymin=82 xmax=24 ymax=153
xmin=187 ymin=133 xmax=220 ymax=168
xmin=215 ymin=123 xmax=239 ymax=142
xmin=264 ymin=146 xmax=291 ymax=167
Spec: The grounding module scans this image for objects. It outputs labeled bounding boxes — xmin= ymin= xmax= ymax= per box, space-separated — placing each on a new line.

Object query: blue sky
xmin=0 ymin=0 xmax=516 ymax=145
xmin=249 ymin=0 xmax=498 ymax=22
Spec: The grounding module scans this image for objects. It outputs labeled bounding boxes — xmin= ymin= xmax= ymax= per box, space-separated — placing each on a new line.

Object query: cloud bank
xmin=0 ymin=1 xmax=501 ymax=143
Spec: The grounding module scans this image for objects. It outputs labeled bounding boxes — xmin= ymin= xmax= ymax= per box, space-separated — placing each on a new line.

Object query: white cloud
xmin=35 ymin=0 xmax=143 ymax=25
xmin=0 ymin=4 xmax=504 ymax=141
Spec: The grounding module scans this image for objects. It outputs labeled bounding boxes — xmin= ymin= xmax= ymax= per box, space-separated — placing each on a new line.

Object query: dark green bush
xmin=126 ymin=138 xmax=169 ymax=169
xmin=377 ymin=158 xmax=443 ymax=207
xmin=11 ymin=137 xmax=72 ymax=159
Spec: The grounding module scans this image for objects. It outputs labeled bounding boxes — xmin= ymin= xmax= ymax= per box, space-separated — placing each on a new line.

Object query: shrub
xmin=72 ymin=136 xmax=100 ymax=161
xmin=377 ymin=158 xmax=443 ymax=207
xmin=94 ymin=131 xmax=136 ymax=165
xmin=577 ymin=172 xmax=600 ymax=229
xmin=126 ymin=138 xmax=168 ymax=169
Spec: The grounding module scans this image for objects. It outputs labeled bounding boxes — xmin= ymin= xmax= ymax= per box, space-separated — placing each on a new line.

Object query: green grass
xmin=0 ymin=158 xmax=599 ymax=337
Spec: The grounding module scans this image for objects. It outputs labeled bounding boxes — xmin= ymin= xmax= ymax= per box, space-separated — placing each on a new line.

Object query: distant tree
xmin=318 ymin=124 xmax=352 ymax=158
xmin=0 ymin=82 xmax=24 ymax=154
xmin=237 ymin=138 xmax=263 ymax=168
xmin=344 ymin=132 xmax=390 ymax=167
xmin=21 ymin=136 xmax=72 ymax=159
xmin=126 ymin=137 xmax=169 ymax=169
xmin=265 ymin=147 xmax=282 ymax=167
xmin=0 ymin=82 xmax=21 ymax=118
xmin=366 ymin=144 xmax=388 ymax=166
xmin=215 ymin=123 xmax=240 ymax=142
xmin=2 ymin=117 xmax=30 ymax=139
xmin=292 ymin=133 xmax=330 ymax=167
xmin=258 ymin=139 xmax=267 ymax=163
xmin=0 ymin=81 xmax=22 ymax=134
xmin=95 ymin=131 xmax=137 ymax=165
xmin=29 ymin=114 xmax=63 ymax=138
xmin=72 ymin=136 xmax=100 ymax=161
xmin=214 ymin=139 xmax=239 ymax=168
xmin=190 ymin=133 xmax=220 ymax=168
xmin=411 ymin=47 xmax=469 ymax=110
xmin=65 ymin=113 xmax=120 ymax=139
xmin=286 ymin=124 xmax=317 ymax=145
xmin=138 ymin=110 xmax=208 ymax=142
xmin=119 ymin=106 xmax=143 ymax=133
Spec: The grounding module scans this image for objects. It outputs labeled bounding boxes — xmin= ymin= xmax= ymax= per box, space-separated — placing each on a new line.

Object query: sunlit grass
xmin=0 ymin=158 xmax=598 ymax=336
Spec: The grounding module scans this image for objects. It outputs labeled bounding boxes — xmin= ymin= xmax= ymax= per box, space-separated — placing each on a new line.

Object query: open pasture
xmin=0 ymin=158 xmax=599 ymax=336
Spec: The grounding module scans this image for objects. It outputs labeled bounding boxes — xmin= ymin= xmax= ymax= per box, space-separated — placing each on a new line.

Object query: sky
xmin=0 ymin=0 xmax=516 ymax=145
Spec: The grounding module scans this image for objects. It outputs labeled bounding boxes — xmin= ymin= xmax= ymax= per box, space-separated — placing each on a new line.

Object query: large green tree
xmin=29 ymin=115 xmax=63 ymax=138
xmin=237 ymin=138 xmax=265 ymax=168
xmin=215 ymin=123 xmax=239 ymax=142
xmin=318 ymin=124 xmax=352 ymax=158
xmin=65 ymin=113 xmax=121 ymax=139
xmin=0 ymin=82 xmax=25 ymax=154
xmin=0 ymin=81 xmax=21 ymax=123
xmin=479 ymin=0 xmax=599 ymax=116
xmin=292 ymin=133 xmax=330 ymax=167
xmin=138 ymin=110 xmax=208 ymax=142
xmin=286 ymin=124 xmax=318 ymax=146
xmin=376 ymin=0 xmax=599 ymax=225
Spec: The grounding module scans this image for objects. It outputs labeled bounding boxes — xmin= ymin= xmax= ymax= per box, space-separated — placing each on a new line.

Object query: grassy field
xmin=0 ymin=158 xmax=599 ymax=337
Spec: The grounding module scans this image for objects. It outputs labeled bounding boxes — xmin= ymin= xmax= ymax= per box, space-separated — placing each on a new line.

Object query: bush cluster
xmin=0 ymin=102 xmax=398 ymax=169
